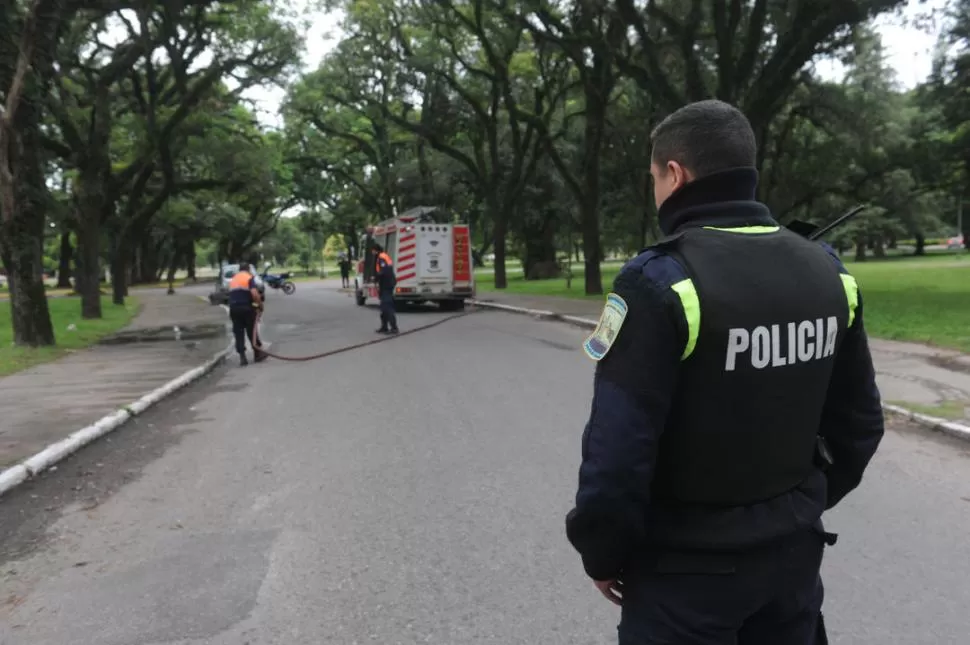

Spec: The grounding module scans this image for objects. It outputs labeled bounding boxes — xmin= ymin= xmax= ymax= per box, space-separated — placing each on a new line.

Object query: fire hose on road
xmin=247 ymin=307 xmax=475 ymax=363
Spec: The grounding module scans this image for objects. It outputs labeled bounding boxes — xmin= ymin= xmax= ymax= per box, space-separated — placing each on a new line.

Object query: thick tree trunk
xmin=1 ymin=96 xmax=55 ymax=345
xmin=872 ymin=237 xmax=886 ymax=259
xmin=56 ymin=229 xmax=72 ymax=288
xmin=0 ymin=0 xmax=66 ymax=346
xmin=914 ymin=233 xmax=926 ymax=256
xmin=522 ymin=211 xmax=560 ymax=280
xmin=131 ymin=234 xmax=161 ymax=284
xmin=854 ymin=240 xmax=867 ymax=262
xmin=73 ymin=201 xmax=103 ymax=318
xmin=488 ymin=195 xmax=508 ymax=289
xmin=0 ymin=209 xmax=56 ymax=346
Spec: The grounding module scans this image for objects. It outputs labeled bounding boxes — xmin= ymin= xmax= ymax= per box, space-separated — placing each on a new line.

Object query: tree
xmin=614 ymin=0 xmax=908 ymax=154
xmin=341 ymin=0 xmax=571 ymax=288
xmin=0 ymin=0 xmax=66 ymax=346
xmin=46 ymin=1 xmax=300 ymax=315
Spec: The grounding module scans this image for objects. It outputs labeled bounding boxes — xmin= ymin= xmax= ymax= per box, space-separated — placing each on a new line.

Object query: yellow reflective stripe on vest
xmin=702 ymin=225 xmax=781 ymax=234
xmin=840 ymin=273 xmax=859 ymax=328
xmin=671 ymin=279 xmax=700 ymax=360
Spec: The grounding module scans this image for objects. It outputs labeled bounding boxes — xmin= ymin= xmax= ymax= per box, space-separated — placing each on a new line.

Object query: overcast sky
xmin=244 ymin=0 xmax=950 ymax=128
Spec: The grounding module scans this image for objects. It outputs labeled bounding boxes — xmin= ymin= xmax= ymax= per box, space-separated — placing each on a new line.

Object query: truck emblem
xmin=430 ymin=240 xmax=439 ymax=246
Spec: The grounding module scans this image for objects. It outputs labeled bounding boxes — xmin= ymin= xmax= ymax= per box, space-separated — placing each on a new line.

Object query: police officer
xmin=566 ymin=99 xmax=885 ymax=644
xmin=227 ymin=262 xmax=267 ymax=366
xmin=373 ymin=243 xmax=399 ymax=334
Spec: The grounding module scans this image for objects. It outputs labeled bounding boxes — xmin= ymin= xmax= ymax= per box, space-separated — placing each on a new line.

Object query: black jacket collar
xmin=658 ymin=167 xmax=777 ymax=235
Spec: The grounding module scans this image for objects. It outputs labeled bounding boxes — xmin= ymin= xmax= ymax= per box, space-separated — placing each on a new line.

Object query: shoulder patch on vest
xmin=583 ymin=292 xmax=628 ymax=361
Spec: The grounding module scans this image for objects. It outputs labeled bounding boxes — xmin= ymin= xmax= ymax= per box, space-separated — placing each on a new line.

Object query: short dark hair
xmin=650 ymin=100 xmax=757 ymax=178
xmin=239 ymin=262 xmax=251 ymax=272
xmin=372 ymin=243 xmax=383 ymax=252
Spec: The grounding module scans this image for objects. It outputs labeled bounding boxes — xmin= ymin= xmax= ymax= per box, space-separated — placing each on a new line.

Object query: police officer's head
xmin=239 ymin=262 xmax=251 ymax=273
xmin=372 ymin=243 xmax=383 ymax=254
xmin=649 ymin=99 xmax=757 ymax=208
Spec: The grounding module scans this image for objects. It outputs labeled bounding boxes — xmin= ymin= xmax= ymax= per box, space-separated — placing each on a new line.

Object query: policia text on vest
xmin=725 ymin=317 xmax=838 ymax=371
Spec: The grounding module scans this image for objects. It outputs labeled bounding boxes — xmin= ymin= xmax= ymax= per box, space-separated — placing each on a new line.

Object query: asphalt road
xmin=1 ymin=282 xmax=969 ymax=644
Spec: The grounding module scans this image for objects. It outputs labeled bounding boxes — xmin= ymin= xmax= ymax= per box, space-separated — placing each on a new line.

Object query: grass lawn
xmin=0 ymin=296 xmax=139 ymax=378
xmin=475 ymin=252 xmax=970 ymax=352
xmin=0 ymin=287 xmax=74 ymax=300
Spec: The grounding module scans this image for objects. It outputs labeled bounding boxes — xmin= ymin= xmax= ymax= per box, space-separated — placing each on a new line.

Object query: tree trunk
xmin=0 ymin=0 xmax=65 ymax=346
xmin=578 ymin=65 xmax=611 ymax=296
xmin=854 ymin=240 xmax=867 ymax=262
xmin=133 ymin=234 xmax=161 ymax=284
xmin=0 ymin=207 xmax=56 ymax=346
xmin=522 ymin=210 xmax=560 ymax=280
xmin=56 ymin=229 xmax=72 ymax=288
xmin=110 ymin=234 xmax=131 ymax=306
xmin=186 ymin=244 xmax=196 ymax=280
xmin=73 ymin=170 xmax=105 ymax=318
xmin=872 ymin=237 xmax=886 ymax=259
xmin=166 ymin=249 xmax=179 ymax=294
xmin=914 ymin=233 xmax=926 ymax=256
xmin=488 ymin=195 xmax=507 ymax=289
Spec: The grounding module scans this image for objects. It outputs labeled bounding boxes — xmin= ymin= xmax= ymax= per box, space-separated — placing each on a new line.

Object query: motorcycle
xmin=260 ymin=263 xmax=296 ymax=295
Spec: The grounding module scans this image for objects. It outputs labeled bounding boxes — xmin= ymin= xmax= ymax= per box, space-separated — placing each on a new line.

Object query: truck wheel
xmin=355 ymin=290 xmax=366 ymax=306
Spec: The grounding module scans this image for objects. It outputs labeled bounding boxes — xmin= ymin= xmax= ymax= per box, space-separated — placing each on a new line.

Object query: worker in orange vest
xmin=227 ymin=262 xmax=267 ymax=365
xmin=372 ymin=243 xmax=398 ymax=334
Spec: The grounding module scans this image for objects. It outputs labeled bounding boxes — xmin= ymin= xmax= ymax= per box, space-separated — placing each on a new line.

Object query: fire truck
xmin=355 ymin=206 xmax=475 ymax=310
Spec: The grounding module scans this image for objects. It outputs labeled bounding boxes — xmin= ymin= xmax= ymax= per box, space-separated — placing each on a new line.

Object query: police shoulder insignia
xmin=583 ymin=292 xmax=629 ymax=361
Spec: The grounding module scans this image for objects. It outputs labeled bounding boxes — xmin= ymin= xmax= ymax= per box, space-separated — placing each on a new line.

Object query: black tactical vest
xmin=652 ymin=226 xmax=850 ymax=506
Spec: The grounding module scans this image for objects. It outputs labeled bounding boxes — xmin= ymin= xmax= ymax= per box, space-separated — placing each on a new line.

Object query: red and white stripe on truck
xmin=396 ymin=228 xmax=417 ymax=284
xmin=452 ymin=225 xmax=472 ymax=294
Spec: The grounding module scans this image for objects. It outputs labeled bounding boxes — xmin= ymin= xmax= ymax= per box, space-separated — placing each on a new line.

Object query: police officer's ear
xmin=650 ymin=160 xmax=693 ymax=208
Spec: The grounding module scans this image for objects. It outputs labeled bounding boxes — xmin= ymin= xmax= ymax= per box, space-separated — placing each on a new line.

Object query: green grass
xmin=891 ymin=400 xmax=968 ymax=420
xmin=476 ymin=252 xmax=970 ymax=352
xmin=847 ymin=255 xmax=970 ymax=351
xmin=0 ymin=296 xmax=139 ymax=377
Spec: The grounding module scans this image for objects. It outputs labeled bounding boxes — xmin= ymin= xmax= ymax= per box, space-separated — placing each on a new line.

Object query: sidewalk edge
xmin=469 ymin=299 xmax=970 ymax=442
xmin=0 ymin=341 xmax=233 ymax=498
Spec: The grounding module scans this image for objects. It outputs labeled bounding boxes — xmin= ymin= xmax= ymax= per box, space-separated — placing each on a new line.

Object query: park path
xmin=474 ymin=292 xmax=970 ymax=423
xmin=0 ymin=286 xmax=229 ymax=469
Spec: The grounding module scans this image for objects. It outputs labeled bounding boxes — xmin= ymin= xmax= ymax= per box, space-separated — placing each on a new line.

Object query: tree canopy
xmin=2 ymin=0 xmax=968 ymax=348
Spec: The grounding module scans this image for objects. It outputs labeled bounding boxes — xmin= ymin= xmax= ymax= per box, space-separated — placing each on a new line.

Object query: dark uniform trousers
xmin=229 ymin=306 xmax=260 ymax=355
xmin=379 ymin=290 xmax=398 ymax=331
xmin=618 ymin=529 xmax=827 ymax=645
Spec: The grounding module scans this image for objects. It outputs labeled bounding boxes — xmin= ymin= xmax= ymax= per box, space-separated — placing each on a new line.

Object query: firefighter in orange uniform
xmin=372 ymin=243 xmax=399 ymax=334
xmin=228 ymin=262 xmax=267 ymax=365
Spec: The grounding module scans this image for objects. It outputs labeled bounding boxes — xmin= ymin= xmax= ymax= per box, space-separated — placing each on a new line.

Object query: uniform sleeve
xmin=819 ymin=285 xmax=885 ymax=509
xmin=565 ymin=268 xmax=685 ymax=581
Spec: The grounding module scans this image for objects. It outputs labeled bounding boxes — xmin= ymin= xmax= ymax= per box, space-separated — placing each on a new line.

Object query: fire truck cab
xmin=355 ymin=206 xmax=475 ymax=310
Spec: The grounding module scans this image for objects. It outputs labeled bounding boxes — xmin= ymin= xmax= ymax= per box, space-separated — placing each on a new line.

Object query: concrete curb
xmin=0 ymin=341 xmax=233 ymax=499
xmin=881 ymin=404 xmax=970 ymax=442
xmin=469 ymin=299 xmax=970 ymax=441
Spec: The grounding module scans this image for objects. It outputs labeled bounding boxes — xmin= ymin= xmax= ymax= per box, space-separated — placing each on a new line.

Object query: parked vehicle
xmin=260 ymin=263 xmax=296 ymax=295
xmin=946 ymin=234 xmax=964 ymax=250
